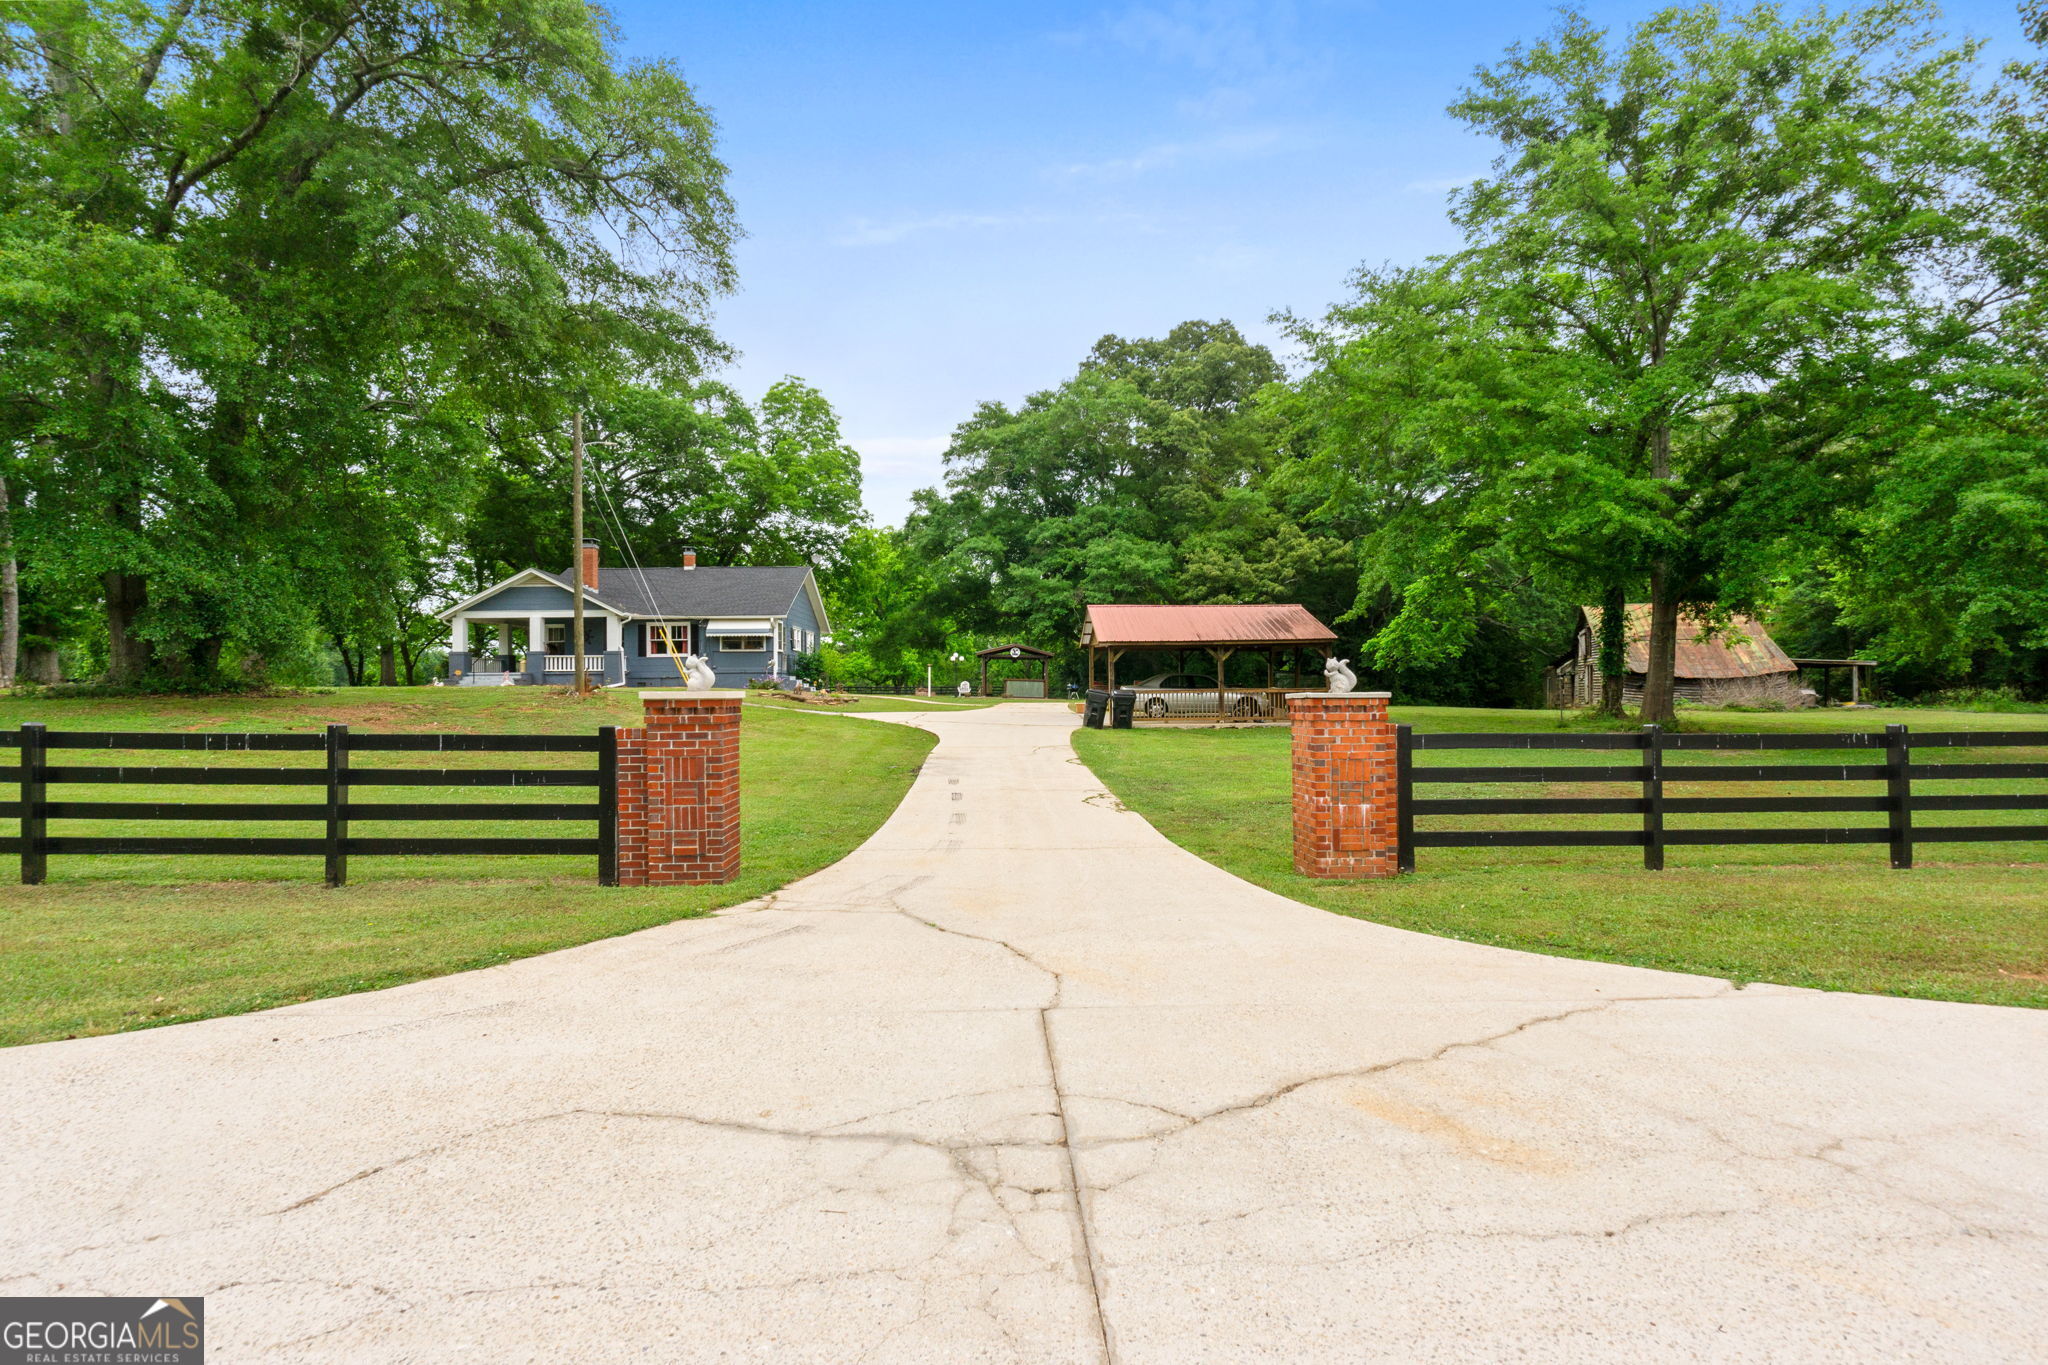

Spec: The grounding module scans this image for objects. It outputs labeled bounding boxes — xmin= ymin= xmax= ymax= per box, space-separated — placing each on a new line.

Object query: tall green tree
xmin=1 ymin=0 xmax=737 ymax=683
xmin=463 ymin=377 xmax=865 ymax=583
xmin=1294 ymin=2 xmax=1995 ymax=723
xmin=906 ymin=321 xmax=1328 ymax=658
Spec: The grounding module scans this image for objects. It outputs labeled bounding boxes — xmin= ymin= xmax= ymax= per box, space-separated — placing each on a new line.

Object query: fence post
xmin=1395 ymin=724 xmax=1416 ymax=873
xmin=324 ymin=723 xmax=348 ymax=888
xmin=1886 ymin=722 xmax=1913 ymax=870
xmin=20 ymin=722 xmax=45 ymax=885
xmin=597 ymin=724 xmax=619 ymax=886
xmin=1641 ymin=724 xmax=1665 ymax=871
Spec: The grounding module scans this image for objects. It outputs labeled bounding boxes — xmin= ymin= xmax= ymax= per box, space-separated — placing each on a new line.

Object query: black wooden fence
xmin=1396 ymin=724 xmax=2048 ymax=872
xmin=0 ymin=724 xmax=618 ymax=887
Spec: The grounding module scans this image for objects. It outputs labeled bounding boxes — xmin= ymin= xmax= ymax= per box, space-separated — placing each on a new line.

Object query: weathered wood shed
xmin=1546 ymin=605 xmax=1810 ymax=708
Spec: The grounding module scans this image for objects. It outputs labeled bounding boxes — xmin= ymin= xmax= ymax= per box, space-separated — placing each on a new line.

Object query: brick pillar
xmin=615 ymin=690 xmax=742 ymax=886
xmin=1290 ymin=691 xmax=1399 ymax=879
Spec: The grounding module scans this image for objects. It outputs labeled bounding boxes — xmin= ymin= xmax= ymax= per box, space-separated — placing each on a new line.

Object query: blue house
xmin=440 ymin=544 xmax=830 ymax=689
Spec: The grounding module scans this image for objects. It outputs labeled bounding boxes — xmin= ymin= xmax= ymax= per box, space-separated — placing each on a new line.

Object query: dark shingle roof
xmin=540 ymin=565 xmax=813 ymax=618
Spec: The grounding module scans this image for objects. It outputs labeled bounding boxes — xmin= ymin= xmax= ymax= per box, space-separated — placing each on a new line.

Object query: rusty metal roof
xmin=1583 ymin=605 xmax=1797 ymax=680
xmin=1082 ymin=604 xmax=1338 ymax=648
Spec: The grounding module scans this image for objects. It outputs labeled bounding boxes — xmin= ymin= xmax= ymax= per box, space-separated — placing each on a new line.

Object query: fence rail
xmin=1394 ymin=724 xmax=2048 ymax=872
xmin=3 ymin=723 xmax=619 ymax=887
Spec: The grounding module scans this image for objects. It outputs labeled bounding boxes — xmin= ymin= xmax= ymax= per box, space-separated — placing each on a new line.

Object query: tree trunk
xmin=334 ymin=637 xmax=363 ymax=687
xmin=378 ymin=643 xmax=397 ymax=687
xmin=1596 ymin=581 xmax=1627 ymax=717
xmin=398 ymin=640 xmax=419 ymax=686
xmin=1638 ymin=560 xmax=1682 ymax=726
xmin=0 ymin=474 xmax=17 ymax=688
xmin=104 ymin=570 xmax=152 ymax=683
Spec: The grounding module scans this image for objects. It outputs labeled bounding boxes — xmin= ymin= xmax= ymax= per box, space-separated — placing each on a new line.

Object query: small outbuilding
xmin=1546 ymin=605 xmax=1810 ymax=708
xmin=974 ymin=643 xmax=1054 ymax=697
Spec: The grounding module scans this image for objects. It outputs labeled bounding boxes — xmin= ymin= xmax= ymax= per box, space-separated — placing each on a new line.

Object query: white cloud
xmin=835 ymin=207 xmax=1160 ymax=247
xmin=1192 ymin=242 xmax=1275 ymax=273
xmin=834 ymin=212 xmax=1055 ymax=247
xmin=1051 ymin=127 xmax=1290 ymax=182
xmin=1404 ymin=172 xmax=1486 ymax=194
xmin=1090 ymin=0 xmax=1332 ymax=118
xmin=850 ymin=435 xmax=952 ymax=473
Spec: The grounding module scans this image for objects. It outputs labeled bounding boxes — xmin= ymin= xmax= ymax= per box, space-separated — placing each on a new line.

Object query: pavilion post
xmin=1209 ymin=647 xmax=1233 ymax=721
xmin=1108 ymin=649 xmax=1122 ymax=692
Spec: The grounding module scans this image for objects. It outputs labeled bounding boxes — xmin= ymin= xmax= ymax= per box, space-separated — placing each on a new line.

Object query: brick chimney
xmin=682 ymin=550 xmax=697 ymax=570
xmin=579 ymin=539 xmax=599 ymax=593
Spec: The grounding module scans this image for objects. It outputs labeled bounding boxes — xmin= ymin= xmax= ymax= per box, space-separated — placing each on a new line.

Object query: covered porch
xmin=448 ymin=609 xmax=625 ymax=687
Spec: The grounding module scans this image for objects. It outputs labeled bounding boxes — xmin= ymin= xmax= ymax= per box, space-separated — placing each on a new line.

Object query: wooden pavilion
xmin=1079 ymin=603 xmax=1340 ymax=720
xmin=974 ymin=643 xmax=1053 ymax=697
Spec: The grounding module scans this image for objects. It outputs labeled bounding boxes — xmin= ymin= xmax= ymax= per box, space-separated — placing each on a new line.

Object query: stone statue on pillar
xmin=1323 ymin=657 xmax=1358 ymax=694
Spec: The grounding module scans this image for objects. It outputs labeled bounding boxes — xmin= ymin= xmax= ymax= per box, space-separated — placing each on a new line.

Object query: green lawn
xmin=0 ymin=688 xmax=934 ymax=1045
xmin=746 ymin=694 xmax=1078 ymax=714
xmin=1073 ymin=704 xmax=2048 ymax=1009
xmin=747 ymin=693 xmax=1004 ymax=713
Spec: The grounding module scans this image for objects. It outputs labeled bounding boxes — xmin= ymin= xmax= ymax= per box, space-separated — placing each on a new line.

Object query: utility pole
xmin=572 ymin=411 xmax=589 ymax=696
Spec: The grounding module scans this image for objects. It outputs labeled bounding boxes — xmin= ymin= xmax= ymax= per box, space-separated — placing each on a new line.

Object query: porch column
xmin=605 ymin=614 xmax=623 ymax=652
xmin=448 ymin=614 xmax=471 ymax=679
xmin=496 ymin=622 xmax=512 ymax=655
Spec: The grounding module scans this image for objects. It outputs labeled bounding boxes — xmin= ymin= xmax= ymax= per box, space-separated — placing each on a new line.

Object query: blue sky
xmin=609 ymin=1 xmax=2035 ymax=526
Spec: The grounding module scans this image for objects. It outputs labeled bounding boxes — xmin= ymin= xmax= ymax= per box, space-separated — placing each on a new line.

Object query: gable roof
xmin=440 ymin=564 xmax=829 ymax=633
xmin=1579 ymin=605 xmax=1796 ymax=679
xmin=1081 ymin=603 xmax=1338 ymax=648
xmin=539 ymin=565 xmax=817 ymax=620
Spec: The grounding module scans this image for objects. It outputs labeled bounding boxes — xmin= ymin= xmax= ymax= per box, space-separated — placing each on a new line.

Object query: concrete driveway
xmin=2 ymin=703 xmax=2044 ymax=1361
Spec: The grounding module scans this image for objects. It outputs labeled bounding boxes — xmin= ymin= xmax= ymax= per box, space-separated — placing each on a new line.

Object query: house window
xmin=645 ymin=623 xmax=692 ymax=656
xmin=720 ymin=635 xmax=767 ymax=652
xmin=545 ymin=624 xmax=566 ymax=652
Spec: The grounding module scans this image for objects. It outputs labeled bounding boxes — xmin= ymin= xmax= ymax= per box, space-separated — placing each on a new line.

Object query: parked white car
xmin=1127 ymin=673 xmax=1269 ymax=718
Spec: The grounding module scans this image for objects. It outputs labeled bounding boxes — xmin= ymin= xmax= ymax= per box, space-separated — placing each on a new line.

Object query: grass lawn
xmin=1073 ymin=703 xmax=2048 ymax=1009
xmin=0 ymin=687 xmax=934 ymax=1046
xmin=746 ymin=694 xmax=1080 ymax=714
xmin=746 ymin=694 xmax=1004 ymax=713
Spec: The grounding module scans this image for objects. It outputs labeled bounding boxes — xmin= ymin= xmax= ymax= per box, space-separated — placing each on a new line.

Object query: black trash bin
xmin=1110 ymin=688 xmax=1136 ymax=729
xmin=1083 ymin=688 xmax=1109 ymax=729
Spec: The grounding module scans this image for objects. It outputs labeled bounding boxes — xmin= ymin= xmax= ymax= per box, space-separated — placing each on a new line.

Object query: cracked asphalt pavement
xmin=2 ymin=703 xmax=2045 ymax=1361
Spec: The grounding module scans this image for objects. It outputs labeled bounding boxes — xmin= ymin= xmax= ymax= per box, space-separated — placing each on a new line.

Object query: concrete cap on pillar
xmin=639 ymin=689 xmax=746 ymax=699
xmin=1285 ymin=690 xmax=1393 ymax=700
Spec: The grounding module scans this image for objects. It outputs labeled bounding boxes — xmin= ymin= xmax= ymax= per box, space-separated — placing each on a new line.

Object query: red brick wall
xmin=1291 ymin=693 xmax=1399 ymax=879
xmin=615 ymin=694 xmax=741 ymax=886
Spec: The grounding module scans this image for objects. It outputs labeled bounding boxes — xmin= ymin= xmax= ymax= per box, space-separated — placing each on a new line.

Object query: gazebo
xmin=1079 ymin=604 xmax=1339 ymax=720
xmin=974 ymin=643 xmax=1054 ymax=698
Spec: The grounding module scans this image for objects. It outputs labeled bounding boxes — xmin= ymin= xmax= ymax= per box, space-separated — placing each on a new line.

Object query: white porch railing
xmin=542 ymin=654 xmax=610 ymax=673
